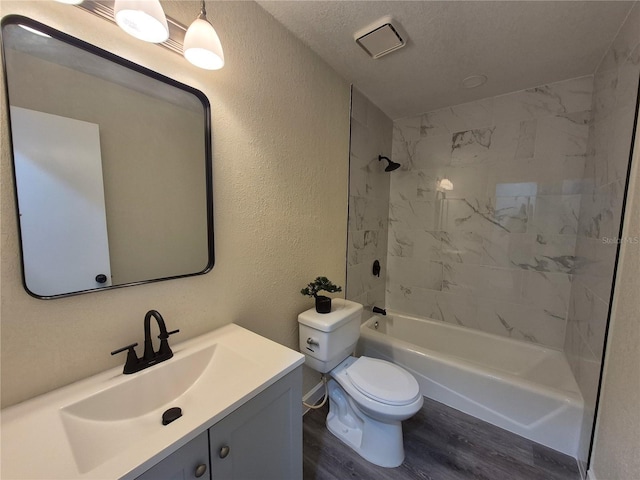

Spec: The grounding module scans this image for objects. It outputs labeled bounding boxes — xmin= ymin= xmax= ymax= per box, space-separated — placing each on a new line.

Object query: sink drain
xmin=162 ymin=407 xmax=182 ymax=425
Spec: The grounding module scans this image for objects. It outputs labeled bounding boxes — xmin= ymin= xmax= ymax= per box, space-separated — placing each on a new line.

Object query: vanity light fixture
xmin=113 ymin=0 xmax=169 ymax=44
xmin=68 ymin=0 xmax=224 ymax=70
xmin=183 ymin=0 xmax=224 ymax=70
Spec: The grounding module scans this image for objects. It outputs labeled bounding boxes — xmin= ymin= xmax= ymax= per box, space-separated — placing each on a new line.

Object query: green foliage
xmin=300 ymin=276 xmax=342 ymax=298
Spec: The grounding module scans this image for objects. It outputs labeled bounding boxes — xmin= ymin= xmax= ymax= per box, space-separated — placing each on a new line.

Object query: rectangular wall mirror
xmin=2 ymin=15 xmax=214 ymax=299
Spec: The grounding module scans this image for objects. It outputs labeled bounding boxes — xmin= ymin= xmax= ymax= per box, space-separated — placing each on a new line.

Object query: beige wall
xmin=0 ymin=1 xmax=350 ymax=407
xmin=590 ymin=114 xmax=640 ymax=480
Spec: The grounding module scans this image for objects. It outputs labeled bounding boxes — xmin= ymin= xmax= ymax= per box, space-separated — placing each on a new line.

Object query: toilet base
xmin=326 ymin=379 xmax=405 ymax=468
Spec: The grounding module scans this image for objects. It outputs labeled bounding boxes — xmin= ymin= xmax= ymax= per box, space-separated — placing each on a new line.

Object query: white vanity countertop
xmin=1 ymin=324 xmax=305 ymax=480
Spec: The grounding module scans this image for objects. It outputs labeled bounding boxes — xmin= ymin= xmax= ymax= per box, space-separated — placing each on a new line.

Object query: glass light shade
xmin=54 ymin=0 xmax=84 ymax=4
xmin=183 ymin=18 xmax=224 ymax=70
xmin=114 ymin=0 xmax=169 ymax=43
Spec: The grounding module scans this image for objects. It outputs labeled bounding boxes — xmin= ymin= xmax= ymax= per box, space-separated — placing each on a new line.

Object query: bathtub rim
xmin=366 ymin=310 xmax=566 ymax=353
xmin=360 ymin=312 xmax=583 ymax=406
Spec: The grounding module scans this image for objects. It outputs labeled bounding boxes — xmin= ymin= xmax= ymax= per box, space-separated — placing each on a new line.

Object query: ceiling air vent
xmin=355 ymin=17 xmax=406 ymax=59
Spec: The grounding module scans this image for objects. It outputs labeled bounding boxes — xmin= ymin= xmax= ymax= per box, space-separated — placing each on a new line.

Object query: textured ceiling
xmin=257 ymin=1 xmax=635 ymax=119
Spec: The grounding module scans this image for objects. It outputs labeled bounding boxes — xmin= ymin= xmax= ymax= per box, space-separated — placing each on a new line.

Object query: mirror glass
xmin=2 ymin=16 xmax=214 ymax=298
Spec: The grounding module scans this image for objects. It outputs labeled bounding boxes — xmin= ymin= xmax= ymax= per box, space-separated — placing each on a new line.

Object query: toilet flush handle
xmin=306 ymin=337 xmax=320 ymax=347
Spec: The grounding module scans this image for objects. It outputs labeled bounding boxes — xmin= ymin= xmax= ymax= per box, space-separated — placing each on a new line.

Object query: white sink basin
xmin=1 ymin=324 xmax=304 ymax=480
xmin=60 ymin=343 xmax=257 ymax=474
xmin=63 ymin=344 xmax=216 ymax=422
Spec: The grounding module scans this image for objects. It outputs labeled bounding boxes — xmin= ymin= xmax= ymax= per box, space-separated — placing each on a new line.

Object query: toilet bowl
xmin=298 ymin=299 xmax=423 ymax=468
xmin=326 ymin=356 xmax=423 ymax=467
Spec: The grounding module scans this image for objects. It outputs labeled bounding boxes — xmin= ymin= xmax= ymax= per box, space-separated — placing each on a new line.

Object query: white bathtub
xmin=359 ymin=312 xmax=583 ymax=457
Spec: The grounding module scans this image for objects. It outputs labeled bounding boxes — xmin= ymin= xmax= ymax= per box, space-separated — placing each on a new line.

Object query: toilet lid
xmin=345 ymin=357 xmax=420 ymax=406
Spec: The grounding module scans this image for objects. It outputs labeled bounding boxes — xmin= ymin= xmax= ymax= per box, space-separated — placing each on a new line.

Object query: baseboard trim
xmin=302 ymin=380 xmax=326 ymax=415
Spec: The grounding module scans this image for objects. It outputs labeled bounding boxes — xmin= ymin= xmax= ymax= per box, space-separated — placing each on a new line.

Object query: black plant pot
xmin=315 ymin=295 xmax=332 ymax=314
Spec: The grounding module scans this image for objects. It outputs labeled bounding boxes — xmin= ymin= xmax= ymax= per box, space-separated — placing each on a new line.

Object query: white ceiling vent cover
xmin=355 ymin=17 xmax=406 ymax=59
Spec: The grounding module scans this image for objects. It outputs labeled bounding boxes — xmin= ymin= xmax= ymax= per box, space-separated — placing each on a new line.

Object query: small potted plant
xmin=301 ymin=276 xmax=342 ymax=314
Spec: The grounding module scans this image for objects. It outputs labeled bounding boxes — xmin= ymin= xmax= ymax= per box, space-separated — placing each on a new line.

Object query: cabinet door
xmin=135 ymin=431 xmax=210 ymax=480
xmin=209 ymin=367 xmax=302 ymax=480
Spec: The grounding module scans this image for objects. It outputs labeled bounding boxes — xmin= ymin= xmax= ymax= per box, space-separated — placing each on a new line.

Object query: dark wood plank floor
xmin=303 ymin=397 xmax=581 ymax=480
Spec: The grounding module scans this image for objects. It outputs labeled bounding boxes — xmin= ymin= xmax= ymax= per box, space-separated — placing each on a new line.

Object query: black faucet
xmin=111 ymin=310 xmax=179 ymax=374
xmin=144 ymin=310 xmax=176 ymax=361
xmin=372 ymin=306 xmax=387 ymax=315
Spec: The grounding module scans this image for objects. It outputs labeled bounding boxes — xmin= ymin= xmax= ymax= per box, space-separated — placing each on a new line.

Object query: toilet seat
xmin=330 ymin=356 xmax=424 ymax=426
xmin=345 ymin=357 xmax=420 ymax=406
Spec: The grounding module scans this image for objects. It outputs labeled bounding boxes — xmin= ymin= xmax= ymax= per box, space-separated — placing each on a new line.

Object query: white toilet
xmin=298 ymin=299 xmax=423 ymax=467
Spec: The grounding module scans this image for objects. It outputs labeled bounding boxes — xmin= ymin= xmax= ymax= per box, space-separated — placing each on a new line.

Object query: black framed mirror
xmin=1 ymin=15 xmax=214 ymax=299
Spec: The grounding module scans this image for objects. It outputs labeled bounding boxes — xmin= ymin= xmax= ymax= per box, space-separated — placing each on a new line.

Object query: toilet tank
xmin=298 ymin=299 xmax=363 ymax=373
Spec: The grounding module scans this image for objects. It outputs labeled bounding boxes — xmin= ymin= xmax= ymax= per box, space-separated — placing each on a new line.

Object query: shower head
xmin=378 ymin=155 xmax=401 ymax=172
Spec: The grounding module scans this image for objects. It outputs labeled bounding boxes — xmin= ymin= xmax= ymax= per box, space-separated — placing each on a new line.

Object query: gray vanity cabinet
xmin=209 ymin=366 xmax=302 ymax=480
xmin=134 ymin=431 xmax=210 ymax=480
xmin=134 ymin=367 xmax=302 ymax=480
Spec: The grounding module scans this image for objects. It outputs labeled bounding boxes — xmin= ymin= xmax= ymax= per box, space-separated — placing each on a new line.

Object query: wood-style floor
xmin=303 ymin=397 xmax=581 ymax=480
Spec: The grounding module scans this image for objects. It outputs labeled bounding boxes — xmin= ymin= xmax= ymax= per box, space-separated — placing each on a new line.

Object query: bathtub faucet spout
xmin=372 ymin=306 xmax=387 ymax=316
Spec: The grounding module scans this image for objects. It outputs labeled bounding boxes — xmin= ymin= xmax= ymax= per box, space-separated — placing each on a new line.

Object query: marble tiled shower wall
xmin=388 ymin=76 xmax=594 ymax=348
xmin=346 ymin=88 xmax=393 ymax=309
xmin=565 ymin=4 xmax=640 ymax=468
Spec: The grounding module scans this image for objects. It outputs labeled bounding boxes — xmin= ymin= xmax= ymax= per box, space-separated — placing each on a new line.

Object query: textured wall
xmin=565 ymin=2 xmax=640 ymax=469
xmin=591 ymin=111 xmax=640 ymax=480
xmin=388 ymin=76 xmax=592 ymax=348
xmin=0 ymin=1 xmax=350 ymax=407
xmin=346 ymin=88 xmax=392 ymax=312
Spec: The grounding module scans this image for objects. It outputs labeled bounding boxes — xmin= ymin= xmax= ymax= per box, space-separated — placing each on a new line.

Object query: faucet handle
xmin=157 ymin=329 xmax=179 ymax=358
xmin=158 ymin=329 xmax=179 ymax=340
xmin=111 ymin=343 xmax=140 ymax=374
xmin=111 ymin=342 xmax=139 ymax=356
